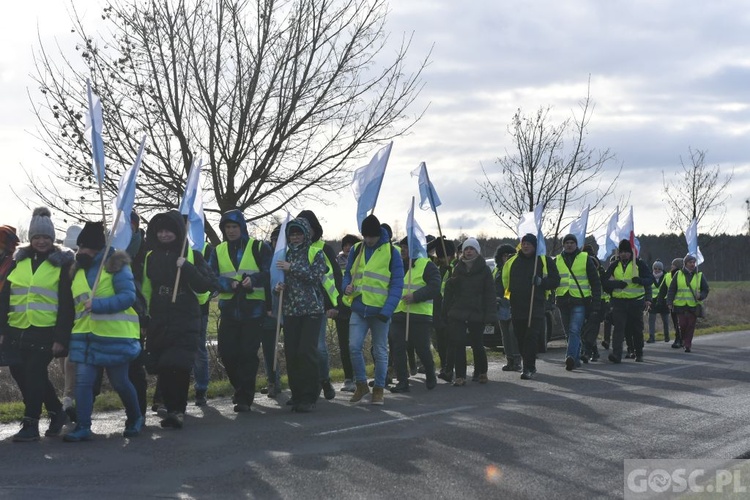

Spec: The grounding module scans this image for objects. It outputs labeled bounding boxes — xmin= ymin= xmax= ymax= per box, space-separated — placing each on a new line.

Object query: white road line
xmin=315 ymin=405 xmax=476 ymax=436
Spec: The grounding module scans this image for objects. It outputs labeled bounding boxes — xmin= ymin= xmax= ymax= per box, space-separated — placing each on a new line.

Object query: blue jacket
xmin=68 ymin=249 xmax=141 ymax=367
xmin=209 ymin=209 xmax=271 ymax=320
xmin=342 ymin=227 xmax=404 ymax=319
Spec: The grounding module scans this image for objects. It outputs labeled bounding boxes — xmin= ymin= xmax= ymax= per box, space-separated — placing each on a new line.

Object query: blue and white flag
xmin=84 ymin=79 xmax=105 ymax=186
xmin=406 ymin=197 xmax=428 ymax=259
xmin=270 ymin=212 xmax=292 ymax=292
xmin=567 ymin=205 xmax=589 ymax=249
xmin=685 ymin=218 xmax=705 ymax=265
xmin=352 ymin=142 xmax=393 ymax=228
xmin=410 ymin=162 xmax=442 ymax=212
xmin=517 ymin=204 xmax=546 ymax=256
xmin=617 ymin=206 xmax=640 ymax=258
xmin=179 ymin=159 xmax=205 ymax=251
xmin=109 ymin=135 xmax=147 ymax=250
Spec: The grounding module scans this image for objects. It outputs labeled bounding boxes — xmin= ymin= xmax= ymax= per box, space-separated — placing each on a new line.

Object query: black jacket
xmin=443 ymin=257 xmax=497 ymax=324
xmin=506 ymin=252 xmax=561 ymax=320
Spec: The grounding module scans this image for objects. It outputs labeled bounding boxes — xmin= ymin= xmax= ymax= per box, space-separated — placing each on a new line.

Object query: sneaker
xmin=123 ymin=416 xmax=144 ymax=438
xmin=389 ymin=381 xmax=410 ymax=393
xmin=160 ymin=412 xmax=184 ymax=429
xmin=13 ymin=418 xmax=40 ymax=442
xmin=63 ymin=425 xmax=93 ymax=442
xmin=635 ymin=355 xmax=644 ymax=362
xmin=438 ymin=371 xmax=453 ymax=383
xmin=426 ymin=374 xmax=437 ymax=390
xmin=321 ymin=380 xmax=336 ymax=400
xmin=627 ymin=350 xmax=636 ymax=359
xmin=371 ymin=387 xmax=384 ymax=405
xmin=520 ymin=371 xmax=533 ymax=380
xmin=233 ymin=403 xmax=251 ymax=413
xmin=591 ymin=352 xmax=601 ymax=362
xmin=501 ymin=363 xmax=516 ymax=372
xmin=478 ymin=374 xmax=488 ymax=384
xmin=45 ymin=410 xmax=68 ymax=437
xmin=580 ymin=354 xmax=590 ymax=364
xmin=195 ymin=389 xmax=208 ymax=407
xmin=350 ymin=382 xmax=370 ymax=403
xmin=341 ymin=379 xmax=356 ymax=392
xmin=608 ymin=354 xmax=621 ymax=364
xmin=601 ymin=341 xmax=610 ymax=350
xmin=565 ymin=356 xmax=575 ymax=371
xmin=452 ymin=377 xmax=466 ymax=387
xmin=260 ymin=387 xmax=269 ymax=395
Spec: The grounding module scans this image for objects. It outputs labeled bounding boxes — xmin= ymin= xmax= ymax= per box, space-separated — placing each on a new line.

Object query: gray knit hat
xmin=28 ymin=207 xmax=56 ymax=241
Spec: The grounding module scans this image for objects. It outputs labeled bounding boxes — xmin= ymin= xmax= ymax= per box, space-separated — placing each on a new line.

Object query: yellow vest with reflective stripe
xmin=142 ymin=249 xmax=210 ymax=308
xmin=343 ymin=242 xmax=392 ymax=307
xmin=555 ymin=252 xmax=591 ymax=298
xmin=71 ymin=267 xmax=140 ymax=338
xmin=440 ymin=260 xmax=457 ymax=295
xmin=216 ymin=240 xmax=266 ymax=301
xmin=196 ymin=242 xmax=211 ymax=306
xmin=501 ymin=254 xmax=549 ymax=299
xmin=309 ymin=241 xmax=339 ymax=305
xmin=395 ymin=258 xmax=432 ymax=316
xmin=673 ymin=271 xmax=702 ymax=307
xmin=7 ymin=259 xmax=60 ymax=328
xmin=611 ymin=260 xmax=644 ymax=299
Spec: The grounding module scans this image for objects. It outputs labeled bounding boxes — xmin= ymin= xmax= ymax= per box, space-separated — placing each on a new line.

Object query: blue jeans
xmin=193 ymin=313 xmax=210 ymax=392
xmin=76 ymin=362 xmax=140 ymax=427
xmin=561 ymin=304 xmax=586 ymax=363
xmin=349 ymin=312 xmax=389 ymax=388
xmin=317 ymin=317 xmax=330 ymax=382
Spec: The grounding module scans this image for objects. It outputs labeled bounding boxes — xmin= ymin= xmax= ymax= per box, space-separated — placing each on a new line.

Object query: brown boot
xmin=371 ymin=387 xmax=384 ymax=405
xmin=349 ymin=381 xmax=370 ymax=403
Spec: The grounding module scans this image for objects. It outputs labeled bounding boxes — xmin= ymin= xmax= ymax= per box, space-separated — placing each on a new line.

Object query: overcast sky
xmin=2 ymin=1 xmax=749 ymax=246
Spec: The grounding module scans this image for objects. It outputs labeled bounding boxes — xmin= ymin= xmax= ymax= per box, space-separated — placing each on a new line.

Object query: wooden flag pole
xmin=273 ymin=289 xmax=284 ymax=373
xmin=171 ymin=218 xmax=191 ymax=303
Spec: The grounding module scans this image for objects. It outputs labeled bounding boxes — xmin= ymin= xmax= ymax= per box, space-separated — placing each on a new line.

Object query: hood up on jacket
xmin=286 ymin=217 xmax=313 ymax=250
xmin=146 ymin=210 xmax=186 ymax=253
xmin=219 ymin=209 xmax=250 ymax=241
xmin=296 ymin=210 xmax=323 ymax=243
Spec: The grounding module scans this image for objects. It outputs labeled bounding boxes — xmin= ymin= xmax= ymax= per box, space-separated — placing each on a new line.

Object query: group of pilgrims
xmin=0 ymin=204 xmax=708 ymax=442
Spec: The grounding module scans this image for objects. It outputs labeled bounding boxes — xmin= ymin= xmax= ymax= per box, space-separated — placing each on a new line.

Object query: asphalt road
xmin=1 ymin=331 xmax=749 ymax=499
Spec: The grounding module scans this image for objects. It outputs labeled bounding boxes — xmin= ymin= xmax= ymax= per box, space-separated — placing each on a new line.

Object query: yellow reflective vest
xmin=395 ymin=258 xmax=432 ymax=316
xmin=611 ymin=260 xmax=644 ymax=300
xmin=673 ymin=271 xmax=702 ymax=307
xmin=555 ymin=252 xmax=591 ymax=298
xmin=142 ymin=248 xmax=209 ymax=308
xmin=310 ymin=241 xmax=339 ymax=306
xmin=71 ymin=267 xmax=139 ymax=338
xmin=501 ymin=253 xmax=549 ymax=299
xmin=7 ymin=259 xmax=60 ymax=328
xmin=215 ymin=239 xmax=266 ymax=301
xmin=343 ymin=242 xmax=392 ymax=307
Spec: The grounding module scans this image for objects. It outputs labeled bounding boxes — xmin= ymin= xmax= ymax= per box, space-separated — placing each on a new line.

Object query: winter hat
xmin=381 ymin=223 xmax=393 ymax=240
xmin=671 ymin=258 xmax=684 ymax=270
xmin=28 ymin=207 xmax=56 ymax=241
xmin=63 ymin=225 xmax=83 ymax=250
xmin=77 ymin=221 xmax=106 ymax=251
xmin=494 ymin=244 xmax=516 ymax=263
xmin=462 ymin=237 xmax=481 ymax=255
xmin=341 ymin=234 xmax=360 ymax=248
xmin=360 ymin=214 xmax=381 ymax=237
xmin=521 ymin=233 xmax=537 ymax=248
xmin=562 ymin=233 xmax=577 ymax=245
xmin=0 ymin=225 xmax=19 ymax=253
xmin=432 ymin=237 xmax=456 ymax=258
xmin=652 ymin=260 xmax=664 ymax=271
xmin=683 ymin=253 xmax=697 ymax=264
xmin=618 ymin=239 xmax=632 ymax=254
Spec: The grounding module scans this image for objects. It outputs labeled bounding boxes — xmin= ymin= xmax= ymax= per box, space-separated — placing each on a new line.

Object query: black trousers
xmin=433 ymin=324 xmax=448 ymax=371
xmin=512 ymin=314 xmax=545 ymax=372
xmin=283 ymin=315 xmax=322 ymax=405
xmin=10 ymin=352 xmax=62 ymax=420
xmin=612 ymin=299 xmax=645 ymax=359
xmin=158 ymin=367 xmax=191 ymax=414
xmin=446 ymin=319 xmax=487 ymax=379
xmin=389 ymin=320 xmax=436 ymax=384
xmin=218 ymin=316 xmax=263 ymax=406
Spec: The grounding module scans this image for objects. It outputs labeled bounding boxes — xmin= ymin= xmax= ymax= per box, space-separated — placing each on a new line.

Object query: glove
xmin=375 ymin=313 xmax=390 ymax=323
xmin=532 ymin=276 xmax=543 ymax=287
xmin=631 ymin=276 xmax=643 ymax=285
xmin=614 ymin=280 xmax=627 ymax=290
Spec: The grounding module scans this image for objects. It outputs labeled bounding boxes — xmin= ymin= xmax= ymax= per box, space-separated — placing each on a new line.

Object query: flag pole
xmin=405 ymin=197 xmax=415 ymax=343
xmin=273 ymin=289 xmax=284 ymax=373
xmin=527 ymin=254 xmax=539 ymax=328
xmin=90 ymin=208 xmax=122 ymax=299
xmin=171 ymin=218 xmax=190 ymax=303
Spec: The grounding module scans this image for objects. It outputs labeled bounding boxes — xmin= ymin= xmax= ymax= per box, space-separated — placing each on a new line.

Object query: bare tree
xmin=25 ymin=0 xmax=428 ymax=243
xmin=662 ymin=147 xmax=733 ymax=233
xmin=477 ymin=85 xmax=621 ymax=254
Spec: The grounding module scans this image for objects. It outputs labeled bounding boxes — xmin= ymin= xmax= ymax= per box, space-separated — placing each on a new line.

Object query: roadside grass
xmin=1 ymin=282 xmax=747 ymax=424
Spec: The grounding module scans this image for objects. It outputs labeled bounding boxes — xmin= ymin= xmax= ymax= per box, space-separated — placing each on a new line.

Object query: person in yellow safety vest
xmin=342 ymin=214 xmax=404 ymax=406
xmin=428 ymin=235 xmax=457 ymax=382
xmin=666 ymin=253 xmax=709 ymax=353
xmin=660 ymin=258 xmax=685 ymax=348
xmin=208 ymin=209 xmax=271 ymax=413
xmin=388 ymin=237 xmax=441 ymax=393
xmin=0 ymin=207 xmax=75 ymax=442
xmin=647 ymin=260 xmax=671 ymax=344
xmin=601 ymin=239 xmax=654 ymax=363
xmin=494 ymin=243 xmax=522 ymax=372
xmin=61 ymin=221 xmax=143 ymax=442
xmin=502 ymin=233 xmax=561 ymax=380
xmin=273 ymin=218 xmax=328 ymax=413
xmin=555 ymin=234 xmax=601 ymax=372
xmin=334 ymin=234 xmax=361 ymax=393
xmin=142 ymin=211 xmax=215 ymax=429
xmin=296 ymin=210 xmax=342 ymax=401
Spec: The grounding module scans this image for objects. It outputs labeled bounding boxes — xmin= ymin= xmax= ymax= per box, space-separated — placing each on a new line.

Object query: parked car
xmin=482 ymin=298 xmax=565 ymax=351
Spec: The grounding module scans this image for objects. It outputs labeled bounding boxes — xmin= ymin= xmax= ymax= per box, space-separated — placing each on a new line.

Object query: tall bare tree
xmin=477 ymin=86 xmax=621 ymax=253
xmin=662 ymin=147 xmax=733 ymax=233
xmin=25 ymin=0 xmax=428 ymax=243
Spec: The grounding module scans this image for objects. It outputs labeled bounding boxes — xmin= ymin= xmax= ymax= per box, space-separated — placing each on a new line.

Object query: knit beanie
xmin=0 ymin=225 xmax=19 ymax=253
xmin=618 ymin=239 xmax=632 ymax=253
xmin=462 ymin=237 xmax=481 ymax=255
xmin=360 ymin=214 xmax=381 ymax=237
xmin=63 ymin=225 xmax=83 ymax=250
xmin=521 ymin=233 xmax=537 ymax=248
xmin=28 ymin=207 xmax=56 ymax=241
xmin=77 ymin=221 xmax=106 ymax=251
xmin=562 ymin=233 xmax=577 ymax=245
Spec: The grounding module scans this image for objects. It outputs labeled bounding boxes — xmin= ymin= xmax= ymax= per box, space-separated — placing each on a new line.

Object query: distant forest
xmin=325 ymin=234 xmax=750 ymax=282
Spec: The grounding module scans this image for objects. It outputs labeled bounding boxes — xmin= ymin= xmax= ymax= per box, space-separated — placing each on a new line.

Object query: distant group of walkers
xmin=0 ymin=206 xmax=709 ymax=442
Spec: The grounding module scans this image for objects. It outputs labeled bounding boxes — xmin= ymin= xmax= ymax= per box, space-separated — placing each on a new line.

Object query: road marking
xmin=315 ymin=405 xmax=476 ymax=436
